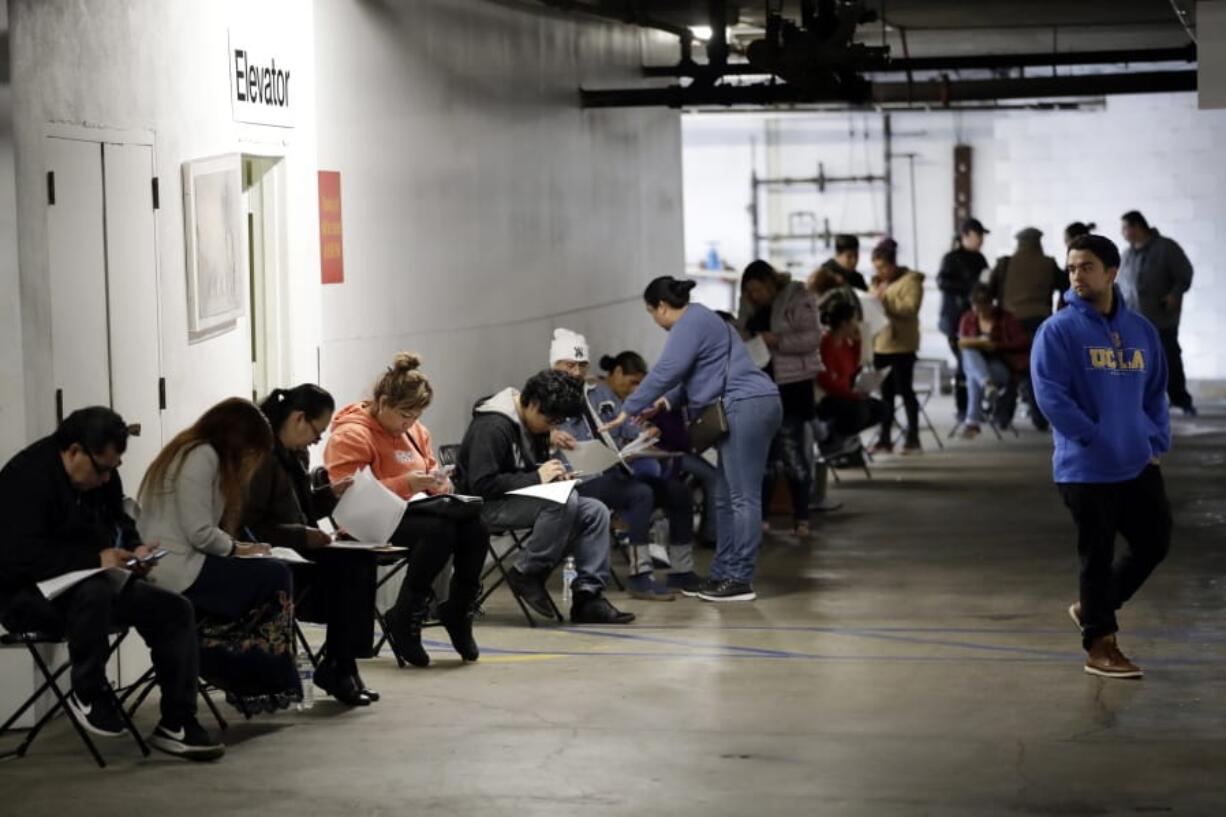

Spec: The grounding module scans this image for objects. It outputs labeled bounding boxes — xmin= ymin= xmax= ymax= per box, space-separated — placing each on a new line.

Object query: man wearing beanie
xmin=1032 ymin=234 xmax=1172 ymax=680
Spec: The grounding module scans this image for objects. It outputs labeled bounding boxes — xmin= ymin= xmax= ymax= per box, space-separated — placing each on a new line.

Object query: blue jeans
xmin=711 ymin=395 xmax=783 ymax=583
xmin=962 ymin=348 xmax=1012 ymax=424
xmin=579 ymin=470 xmax=693 ymax=575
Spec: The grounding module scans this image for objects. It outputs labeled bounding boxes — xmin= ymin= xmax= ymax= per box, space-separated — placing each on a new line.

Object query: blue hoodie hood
xmin=1030 ymin=285 xmax=1171 ymax=483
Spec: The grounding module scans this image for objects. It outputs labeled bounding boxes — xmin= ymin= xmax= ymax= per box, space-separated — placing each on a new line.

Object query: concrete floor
xmin=4 ymin=398 xmax=1226 ymax=816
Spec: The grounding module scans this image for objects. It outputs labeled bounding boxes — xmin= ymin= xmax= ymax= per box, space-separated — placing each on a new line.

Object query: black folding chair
xmin=0 ymin=628 xmax=149 ymax=768
xmin=478 ymin=527 xmax=564 ymax=627
xmin=117 ymin=667 xmax=230 ymax=731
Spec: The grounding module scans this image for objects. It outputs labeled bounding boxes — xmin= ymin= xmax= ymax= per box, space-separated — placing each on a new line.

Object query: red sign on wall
xmin=318 ymin=171 xmax=344 ymax=284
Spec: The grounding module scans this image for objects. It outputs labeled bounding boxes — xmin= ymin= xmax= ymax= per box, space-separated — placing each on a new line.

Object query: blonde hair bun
xmin=391 ymin=352 xmax=422 ymax=372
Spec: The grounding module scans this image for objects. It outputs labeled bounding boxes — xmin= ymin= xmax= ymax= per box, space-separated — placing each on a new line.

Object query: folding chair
xmin=117 ymin=667 xmax=231 ymax=731
xmin=478 ymin=527 xmax=564 ymax=627
xmin=947 ymin=382 xmax=1020 ymax=441
xmin=891 ymin=359 xmax=945 ymax=450
xmin=0 ymin=628 xmax=149 ymax=768
xmin=816 ymin=435 xmax=873 ymax=481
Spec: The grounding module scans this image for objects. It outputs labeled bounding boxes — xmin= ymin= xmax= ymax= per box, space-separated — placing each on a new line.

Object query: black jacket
xmin=0 ymin=437 xmax=140 ymax=608
xmin=820 ymin=258 xmax=868 ymax=292
xmin=242 ymin=443 xmax=338 ymax=551
xmin=454 ymin=392 xmax=550 ymax=499
xmin=937 ymin=247 xmax=988 ymax=337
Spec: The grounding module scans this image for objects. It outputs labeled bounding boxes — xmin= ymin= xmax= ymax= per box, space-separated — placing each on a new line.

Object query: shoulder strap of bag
xmin=721 ymin=324 xmax=735 ymax=393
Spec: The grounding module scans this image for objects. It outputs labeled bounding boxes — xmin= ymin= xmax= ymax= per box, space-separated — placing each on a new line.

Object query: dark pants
xmin=1018 ymin=316 xmax=1048 ymax=430
xmin=874 ymin=352 xmax=919 ymax=447
xmin=1057 ymin=465 xmax=1172 ymax=650
xmin=580 ymin=470 xmax=693 ymax=548
xmin=1158 ymin=327 xmax=1194 ymax=411
xmin=389 ymin=513 xmax=488 ymax=604
xmin=946 ymin=334 xmax=968 ymax=419
xmin=1 ymin=576 xmax=199 ymax=727
xmin=762 ymin=416 xmax=812 ymax=523
xmin=185 ymin=555 xmax=293 ymax=622
xmin=818 ymin=395 xmax=887 ymax=437
xmin=291 ymin=550 xmax=377 ymax=670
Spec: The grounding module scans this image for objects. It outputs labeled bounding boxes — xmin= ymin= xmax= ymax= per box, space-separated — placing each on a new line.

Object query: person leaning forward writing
xmin=1031 ymin=234 xmax=1172 ymax=680
xmin=0 ymin=408 xmax=223 ymax=760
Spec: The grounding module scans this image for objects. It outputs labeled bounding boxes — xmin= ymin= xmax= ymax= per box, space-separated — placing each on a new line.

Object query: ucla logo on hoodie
xmin=1085 ymin=346 xmax=1146 ymax=374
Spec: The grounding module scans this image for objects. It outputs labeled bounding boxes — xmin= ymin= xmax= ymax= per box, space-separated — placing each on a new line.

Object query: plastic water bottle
xmin=705 ymin=242 xmax=721 ymax=270
xmin=296 ymin=651 xmax=314 ymax=712
xmin=561 ymin=556 xmax=577 ymax=606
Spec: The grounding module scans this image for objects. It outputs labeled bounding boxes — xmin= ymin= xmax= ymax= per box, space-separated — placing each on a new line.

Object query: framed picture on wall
xmin=182 ymin=153 xmax=246 ymax=337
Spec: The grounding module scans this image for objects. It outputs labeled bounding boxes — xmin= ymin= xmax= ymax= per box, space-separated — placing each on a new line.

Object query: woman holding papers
xmin=138 ymin=398 xmax=301 ymax=713
xmin=244 ymin=384 xmax=380 ymax=706
xmin=737 ymin=261 xmax=823 ymax=538
xmin=604 ymin=277 xmax=782 ymax=603
xmin=323 ymin=353 xmax=485 ymax=667
xmin=816 ymin=298 xmax=888 ymax=439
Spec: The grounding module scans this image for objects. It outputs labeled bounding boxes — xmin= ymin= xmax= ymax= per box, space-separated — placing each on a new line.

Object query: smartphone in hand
xmin=125 ymin=547 xmax=169 ymax=568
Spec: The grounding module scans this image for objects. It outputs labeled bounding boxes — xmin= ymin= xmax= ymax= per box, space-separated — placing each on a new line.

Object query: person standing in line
xmin=602 ymin=277 xmax=782 ymax=603
xmin=988 ymin=227 xmax=1068 ymax=431
xmin=1119 ymin=210 xmax=1197 ymax=416
xmin=937 ymin=218 xmax=990 ymax=424
xmin=812 ymin=234 xmax=869 ymax=292
xmin=1032 ymin=234 xmax=1172 ymax=680
xmin=1064 ymin=221 xmax=1095 ymax=248
xmin=737 ymin=261 xmax=823 ymax=538
xmin=868 ymin=238 xmax=925 ymax=455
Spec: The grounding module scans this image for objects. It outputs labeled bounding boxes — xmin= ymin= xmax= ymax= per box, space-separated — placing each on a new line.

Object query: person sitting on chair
xmin=0 ymin=407 xmax=223 ymax=760
xmin=323 ymin=353 xmax=487 ymax=668
xmin=551 ymin=335 xmax=692 ymax=600
xmin=453 ymin=369 xmax=634 ymax=625
xmin=957 ymin=284 xmax=1029 ymax=438
xmin=244 ymin=384 xmax=379 ymax=705
xmin=816 ymin=298 xmax=887 ymax=444
xmin=138 ymin=399 xmax=300 ymax=716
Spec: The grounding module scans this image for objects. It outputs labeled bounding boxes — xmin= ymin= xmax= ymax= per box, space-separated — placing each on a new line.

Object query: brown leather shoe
xmin=1084 ymin=635 xmax=1143 ymax=679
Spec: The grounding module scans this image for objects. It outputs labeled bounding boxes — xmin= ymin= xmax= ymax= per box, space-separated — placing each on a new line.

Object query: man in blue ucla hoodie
xmin=1032 ymin=234 xmax=1172 ymax=680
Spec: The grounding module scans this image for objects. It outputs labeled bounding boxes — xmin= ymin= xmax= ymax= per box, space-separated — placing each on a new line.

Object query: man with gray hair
xmin=1119 ymin=210 xmax=1196 ymax=416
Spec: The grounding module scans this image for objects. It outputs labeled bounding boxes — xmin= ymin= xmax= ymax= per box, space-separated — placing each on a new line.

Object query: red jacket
xmin=818 ymin=332 xmax=862 ymax=399
xmin=958 ymin=307 xmax=1030 ymax=373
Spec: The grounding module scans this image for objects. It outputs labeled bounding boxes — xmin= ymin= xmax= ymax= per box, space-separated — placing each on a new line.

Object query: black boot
xmin=437 ymin=587 xmax=480 ymax=663
xmin=386 ymin=593 xmax=431 ymax=668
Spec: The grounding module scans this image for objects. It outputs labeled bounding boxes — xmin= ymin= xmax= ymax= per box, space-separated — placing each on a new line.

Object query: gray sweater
xmin=137 ymin=443 xmax=235 ymax=593
xmin=1118 ymin=229 xmax=1193 ymax=331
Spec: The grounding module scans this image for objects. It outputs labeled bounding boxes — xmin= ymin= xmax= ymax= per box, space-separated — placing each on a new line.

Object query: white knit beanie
xmin=549 ymin=328 xmax=590 ymax=366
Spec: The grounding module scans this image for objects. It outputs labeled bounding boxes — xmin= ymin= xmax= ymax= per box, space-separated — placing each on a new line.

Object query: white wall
xmin=313 ymin=0 xmax=684 ymax=445
xmin=0 ymin=82 xmax=27 ymax=462
xmin=682 ymin=94 xmax=1226 ymax=381
xmin=9 ymin=0 xmax=321 ymax=455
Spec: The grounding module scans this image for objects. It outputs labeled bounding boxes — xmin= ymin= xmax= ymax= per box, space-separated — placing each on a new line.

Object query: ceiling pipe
xmin=581 ymin=69 xmax=1197 ymax=108
xmin=531 ymin=0 xmax=691 ymax=39
xmin=642 ymin=43 xmax=1197 ymax=78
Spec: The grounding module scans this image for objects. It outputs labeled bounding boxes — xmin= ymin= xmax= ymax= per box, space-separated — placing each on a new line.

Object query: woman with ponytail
xmin=138 ymin=398 xmax=300 ymax=714
xmin=243 ymin=384 xmax=380 ymax=706
xmin=324 ymin=353 xmax=487 ymax=669
xmin=602 ymin=276 xmax=781 ymax=603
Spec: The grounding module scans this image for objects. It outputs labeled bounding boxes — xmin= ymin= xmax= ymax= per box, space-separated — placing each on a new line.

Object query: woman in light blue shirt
xmin=604 ymin=277 xmax=781 ymax=602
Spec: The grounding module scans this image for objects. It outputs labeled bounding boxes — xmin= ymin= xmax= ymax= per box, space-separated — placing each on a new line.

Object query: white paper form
xmin=332 ymin=467 xmax=407 ymax=544
xmin=37 ymin=567 xmax=130 ymax=602
xmin=564 ymin=440 xmax=623 ymax=476
xmin=508 ymin=479 xmax=578 ymax=504
xmin=619 ymin=431 xmax=660 ymax=460
xmin=744 ymin=334 xmax=772 ymax=369
xmin=238 ymin=547 xmax=312 ymax=564
xmin=854 ymin=365 xmax=891 ymax=395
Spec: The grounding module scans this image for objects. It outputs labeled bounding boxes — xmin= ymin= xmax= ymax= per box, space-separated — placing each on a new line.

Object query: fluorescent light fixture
xmin=689 ymin=25 xmax=713 ymax=41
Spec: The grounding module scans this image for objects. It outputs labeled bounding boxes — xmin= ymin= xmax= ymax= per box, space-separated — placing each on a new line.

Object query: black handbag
xmin=686 ymin=325 xmax=735 ymax=455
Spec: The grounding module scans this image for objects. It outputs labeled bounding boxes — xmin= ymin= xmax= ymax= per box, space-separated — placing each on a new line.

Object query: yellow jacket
xmin=873 ymin=268 xmax=926 ymax=354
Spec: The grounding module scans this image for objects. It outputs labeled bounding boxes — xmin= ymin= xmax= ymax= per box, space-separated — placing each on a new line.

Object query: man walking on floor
xmin=1031 ymin=234 xmax=1173 ymax=680
xmin=1118 ymin=210 xmax=1197 ymax=416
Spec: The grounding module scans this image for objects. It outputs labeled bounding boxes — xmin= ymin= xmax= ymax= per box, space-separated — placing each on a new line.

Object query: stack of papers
xmin=508 ymin=480 xmax=578 ymax=504
xmin=620 ymin=431 xmax=660 ymax=460
xmin=563 ymin=440 xmax=623 ymax=476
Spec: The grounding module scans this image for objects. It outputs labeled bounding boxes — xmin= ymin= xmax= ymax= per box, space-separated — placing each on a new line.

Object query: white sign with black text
xmin=229 ymin=28 xmax=295 ymax=128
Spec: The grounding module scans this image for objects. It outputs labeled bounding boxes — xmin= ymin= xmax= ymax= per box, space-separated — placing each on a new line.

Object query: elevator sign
xmin=228 ymin=30 xmax=294 ymax=128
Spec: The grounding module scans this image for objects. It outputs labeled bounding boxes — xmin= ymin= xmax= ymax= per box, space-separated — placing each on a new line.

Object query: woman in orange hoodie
xmin=324 ymin=353 xmax=487 ymax=668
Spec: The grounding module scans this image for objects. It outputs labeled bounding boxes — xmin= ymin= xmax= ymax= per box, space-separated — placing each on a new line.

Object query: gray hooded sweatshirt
xmin=454 ymin=388 xmax=548 ymax=499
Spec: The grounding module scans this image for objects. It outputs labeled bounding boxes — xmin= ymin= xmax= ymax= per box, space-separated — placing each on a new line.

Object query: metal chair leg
xmin=24 ymin=643 xmax=106 ymax=768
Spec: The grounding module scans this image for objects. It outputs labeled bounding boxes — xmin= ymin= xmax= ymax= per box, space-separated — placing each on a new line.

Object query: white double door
xmin=46 ymin=136 xmax=163 ymax=482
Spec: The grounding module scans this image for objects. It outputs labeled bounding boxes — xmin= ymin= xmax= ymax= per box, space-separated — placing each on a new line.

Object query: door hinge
xmin=47 ymin=171 xmax=56 ymax=206
xmin=151 ymin=177 xmax=160 ymax=210
xmin=158 ymin=377 xmax=167 ymax=410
